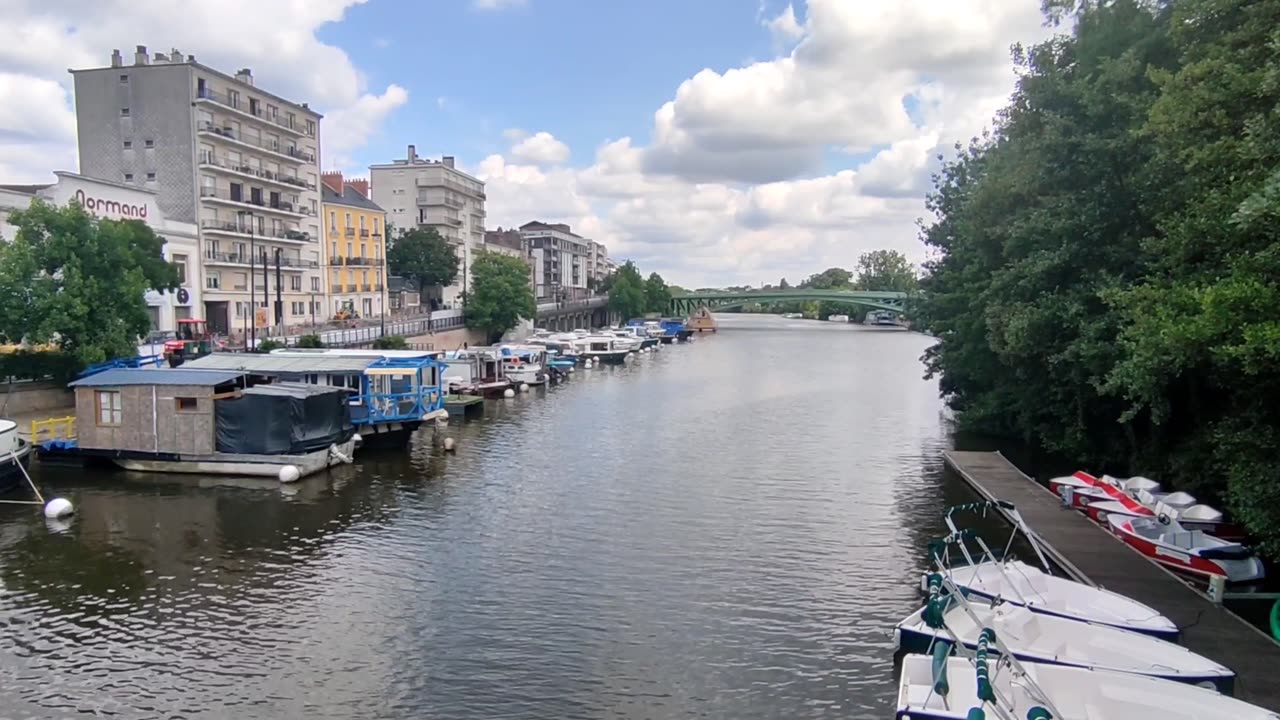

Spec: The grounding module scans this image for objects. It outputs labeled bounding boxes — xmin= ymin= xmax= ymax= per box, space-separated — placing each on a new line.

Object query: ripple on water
xmin=0 ymin=317 xmax=952 ymax=719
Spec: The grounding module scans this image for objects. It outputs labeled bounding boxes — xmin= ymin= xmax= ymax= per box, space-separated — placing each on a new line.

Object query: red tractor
xmin=163 ymin=319 xmax=217 ymax=367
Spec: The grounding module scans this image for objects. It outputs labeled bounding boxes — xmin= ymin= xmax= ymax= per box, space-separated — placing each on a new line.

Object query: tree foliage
xmin=372 ymin=335 xmax=408 ymax=350
xmin=643 ymin=272 xmax=672 ymax=314
xmin=607 ymin=261 xmax=648 ymax=320
xmin=855 ymin=250 xmax=918 ymax=292
xmin=296 ymin=333 xmax=325 ymax=348
xmin=0 ymin=200 xmax=180 ymax=367
xmin=387 ymin=227 xmax=458 ymax=300
xmin=466 ymin=251 xmax=536 ymax=342
xmin=917 ymin=0 xmax=1280 ymax=555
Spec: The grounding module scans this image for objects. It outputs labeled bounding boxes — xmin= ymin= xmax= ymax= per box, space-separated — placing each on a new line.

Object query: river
xmin=0 ymin=314 xmax=989 ymax=719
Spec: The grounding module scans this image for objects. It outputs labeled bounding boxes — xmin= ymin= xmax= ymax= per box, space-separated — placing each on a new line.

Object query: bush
xmin=256 ymin=339 xmax=283 ymax=353
xmin=372 ymin=335 xmax=408 ymax=350
xmin=296 ymin=334 xmax=325 ymax=348
xmin=0 ymin=350 xmax=84 ymax=383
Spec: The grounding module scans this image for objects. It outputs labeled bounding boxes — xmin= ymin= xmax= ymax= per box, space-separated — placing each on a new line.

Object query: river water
xmin=0 ymin=314 xmax=982 ymax=719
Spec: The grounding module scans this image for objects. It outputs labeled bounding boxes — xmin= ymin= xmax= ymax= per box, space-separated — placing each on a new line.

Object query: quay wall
xmin=405 ymin=327 xmax=487 ymax=350
xmin=0 ymin=379 xmax=74 ymax=416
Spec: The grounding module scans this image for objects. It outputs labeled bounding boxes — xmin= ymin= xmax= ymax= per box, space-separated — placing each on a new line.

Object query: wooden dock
xmin=944 ymin=450 xmax=1280 ymax=710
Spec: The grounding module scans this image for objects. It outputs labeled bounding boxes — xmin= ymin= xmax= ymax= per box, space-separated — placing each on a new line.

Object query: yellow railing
xmin=31 ymin=416 xmax=76 ymax=443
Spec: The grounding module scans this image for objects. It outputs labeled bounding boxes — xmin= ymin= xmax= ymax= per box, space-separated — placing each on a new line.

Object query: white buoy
xmin=277 ymin=465 xmax=302 ymax=483
xmin=503 ymin=387 xmax=516 ymax=398
xmin=520 ymin=383 xmax=530 ymax=393
xmin=568 ymin=366 xmax=575 ymax=373
xmin=439 ymin=409 xmax=450 ymax=421
xmin=43 ymin=498 xmax=74 ymax=519
xmin=351 ymin=432 xmax=364 ymax=447
xmin=443 ymin=437 xmax=456 ymax=452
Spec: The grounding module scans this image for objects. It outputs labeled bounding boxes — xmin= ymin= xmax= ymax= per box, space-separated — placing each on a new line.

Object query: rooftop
xmin=69 ymin=367 xmax=246 ymax=387
xmin=321 ymin=184 xmax=384 ymax=213
xmin=185 ymin=353 xmax=377 ymax=374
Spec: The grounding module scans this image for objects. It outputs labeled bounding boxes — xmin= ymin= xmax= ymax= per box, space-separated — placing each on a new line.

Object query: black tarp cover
xmin=215 ymin=383 xmax=354 ymax=454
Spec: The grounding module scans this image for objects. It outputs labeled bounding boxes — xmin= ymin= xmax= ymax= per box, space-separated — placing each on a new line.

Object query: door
xmin=229 ymin=182 xmax=242 ymax=202
xmin=250 ymin=187 xmax=263 ymax=206
xmin=205 ymin=301 xmax=229 ymax=334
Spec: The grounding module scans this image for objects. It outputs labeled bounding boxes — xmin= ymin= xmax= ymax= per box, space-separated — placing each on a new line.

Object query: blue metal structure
xmin=356 ymin=356 xmax=445 ymax=425
xmin=77 ymin=354 xmax=163 ymax=380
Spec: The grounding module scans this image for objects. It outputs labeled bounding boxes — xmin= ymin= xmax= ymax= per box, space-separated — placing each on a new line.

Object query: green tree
xmin=372 ymin=335 xmax=409 ymax=350
xmin=854 ymin=250 xmax=918 ymax=292
xmin=801 ymin=267 xmax=853 ymax=289
xmin=643 ymin=272 xmax=672 ymax=314
xmin=607 ymin=261 xmax=647 ymax=320
xmin=387 ymin=228 xmax=458 ymax=304
xmin=0 ymin=200 xmax=180 ymax=366
xmin=296 ymin=333 xmax=325 ymax=348
xmin=466 ymin=251 xmax=536 ymax=343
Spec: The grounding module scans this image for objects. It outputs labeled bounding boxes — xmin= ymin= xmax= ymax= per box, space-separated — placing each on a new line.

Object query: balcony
xmin=331 ymin=284 xmax=345 ymax=294
xmin=199 ymin=187 xmax=314 ymax=218
xmin=359 ymin=228 xmax=370 ymax=238
xmin=198 ymin=152 xmax=316 ymax=192
xmin=196 ymin=88 xmax=314 ymax=138
xmin=343 ymin=227 xmax=356 ymax=237
xmin=347 ymin=257 xmax=378 ymax=266
xmin=197 ymin=121 xmax=316 ymax=164
xmin=204 ymin=250 xmax=316 ymax=269
xmin=361 ymin=283 xmax=373 ymax=292
xmin=200 ymin=219 xmax=312 ymax=244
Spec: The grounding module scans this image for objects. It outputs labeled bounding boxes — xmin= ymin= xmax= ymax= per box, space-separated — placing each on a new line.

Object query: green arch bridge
xmin=668 ymin=289 xmax=910 ymax=316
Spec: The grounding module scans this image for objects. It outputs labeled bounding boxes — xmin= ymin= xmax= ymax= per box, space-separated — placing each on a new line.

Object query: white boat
xmin=1108 ymin=515 xmax=1265 ymax=583
xmin=574 ymin=336 xmax=631 ymax=364
xmin=499 ymin=345 xmax=550 ymax=386
xmin=827 ymin=314 xmax=850 ymax=323
xmin=0 ymin=418 xmax=34 ymax=494
xmin=895 ymin=598 xmax=1233 ymax=691
xmin=895 ymin=654 xmax=1278 ymax=720
xmin=941 ymin=560 xmax=1177 ymax=639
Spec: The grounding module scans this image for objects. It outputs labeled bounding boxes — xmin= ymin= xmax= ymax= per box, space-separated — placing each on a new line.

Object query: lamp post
xmin=240 ymin=210 xmax=256 ymax=349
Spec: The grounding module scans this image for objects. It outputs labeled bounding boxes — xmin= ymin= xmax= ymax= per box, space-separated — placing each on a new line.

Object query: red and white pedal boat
xmin=1049 ymin=471 xmax=1157 ymax=513
xmin=1108 ymin=515 xmax=1265 ymax=583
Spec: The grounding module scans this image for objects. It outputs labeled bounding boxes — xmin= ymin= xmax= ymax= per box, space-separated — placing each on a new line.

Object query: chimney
xmin=321 ymin=171 xmax=345 ymax=194
xmin=346 ymin=178 xmax=370 ymax=198
xmin=407 ymin=144 xmax=417 ymax=162
xmin=153 ymin=52 xmax=165 ymax=63
xmin=170 ymin=48 xmax=183 ymax=62
xmin=111 ymin=49 xmax=123 ymax=68
xmin=235 ymin=68 xmax=254 ymax=86
xmin=442 ymin=155 xmax=455 ymax=169
xmin=134 ymin=45 xmax=149 ymax=66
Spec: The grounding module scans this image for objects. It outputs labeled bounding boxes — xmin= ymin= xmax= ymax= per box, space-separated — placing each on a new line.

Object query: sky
xmin=0 ymin=0 xmax=1056 ymax=289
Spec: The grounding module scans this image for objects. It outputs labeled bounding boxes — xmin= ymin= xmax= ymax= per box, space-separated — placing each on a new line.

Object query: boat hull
xmin=1110 ymin=518 xmax=1265 ymax=583
xmin=0 ymin=440 xmax=33 ymax=494
xmin=587 ymin=350 xmax=630 ymax=365
xmin=113 ymin=438 xmax=357 ymax=481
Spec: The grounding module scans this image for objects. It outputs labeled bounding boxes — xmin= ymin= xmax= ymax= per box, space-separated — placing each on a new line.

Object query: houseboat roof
xmin=185 ymin=353 xmax=377 ymax=374
xmin=69 ymin=368 xmax=247 ymax=387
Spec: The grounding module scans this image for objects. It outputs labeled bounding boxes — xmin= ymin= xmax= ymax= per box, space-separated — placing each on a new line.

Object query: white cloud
xmin=765 ymin=3 xmax=805 ymax=47
xmin=0 ymin=0 xmax=405 ymax=181
xmin=473 ymin=0 xmax=527 ymax=9
xmin=323 ymin=84 xmax=410 ymax=173
xmin=508 ymin=131 xmax=571 ymax=166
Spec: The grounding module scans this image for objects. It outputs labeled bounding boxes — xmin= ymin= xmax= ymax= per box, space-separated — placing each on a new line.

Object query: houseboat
xmin=611 ymin=326 xmax=660 ymax=350
xmin=441 ymin=348 xmax=514 ymax=398
xmin=0 ymin=419 xmax=33 ymax=494
xmin=827 ymin=314 xmax=850 ymax=323
xmin=575 ymin=336 xmax=632 ymax=365
xmin=687 ymin=307 xmax=717 ymax=333
xmin=57 ymin=368 xmax=357 ymax=481
xmin=864 ymin=310 xmax=902 ymax=327
xmin=187 ymin=349 xmax=446 ymax=447
xmin=660 ymin=319 xmax=695 ymax=342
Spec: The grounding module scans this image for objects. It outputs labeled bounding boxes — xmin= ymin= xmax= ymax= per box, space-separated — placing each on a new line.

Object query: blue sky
xmin=322 ymin=0 xmax=794 ymax=173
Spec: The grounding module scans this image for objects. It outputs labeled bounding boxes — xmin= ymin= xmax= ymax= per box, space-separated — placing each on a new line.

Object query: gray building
xmin=370 ymin=145 xmax=487 ymax=308
xmin=520 ymin=221 xmax=593 ymax=300
xmin=70 ymin=46 xmax=324 ymax=336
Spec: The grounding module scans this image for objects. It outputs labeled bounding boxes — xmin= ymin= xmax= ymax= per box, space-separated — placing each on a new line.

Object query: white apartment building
xmin=70 ymin=46 xmax=324 ymax=337
xmin=0 ymin=172 xmax=201 ymax=333
xmin=520 ymin=221 xmax=593 ymax=301
xmin=370 ymin=145 xmax=486 ymax=308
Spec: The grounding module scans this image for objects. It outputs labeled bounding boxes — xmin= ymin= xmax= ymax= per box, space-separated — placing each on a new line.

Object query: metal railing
xmin=196 ymin=88 xmax=315 ymax=138
xmin=359 ymin=229 xmax=370 ymax=237
xmin=205 ymin=250 xmax=316 ymax=268
xmin=199 ymin=187 xmax=315 ymax=217
xmin=344 ymin=227 xmax=356 ymax=237
xmin=31 ymin=416 xmax=76 ymax=443
xmin=199 ymin=219 xmax=311 ymax=243
xmin=198 ymin=152 xmax=315 ymax=190
xmin=197 ymin=121 xmax=316 ymax=163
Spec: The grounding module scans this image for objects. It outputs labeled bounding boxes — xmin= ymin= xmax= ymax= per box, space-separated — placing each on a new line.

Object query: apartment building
xmin=70 ymin=46 xmax=324 ymax=336
xmin=519 ymin=221 xmax=592 ymax=300
xmin=321 ymin=172 xmax=387 ymax=320
xmin=370 ymin=145 xmax=486 ymax=308
xmin=483 ymin=227 xmax=535 ymax=290
xmin=0 ymin=171 xmax=201 ymax=333
xmin=587 ymin=240 xmax=614 ymax=287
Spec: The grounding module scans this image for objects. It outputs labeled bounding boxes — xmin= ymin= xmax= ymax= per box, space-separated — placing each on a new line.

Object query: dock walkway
xmin=944 ymin=450 xmax=1280 ymax=711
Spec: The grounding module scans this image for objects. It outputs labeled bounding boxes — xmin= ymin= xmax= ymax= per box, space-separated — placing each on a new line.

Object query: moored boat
xmin=499 ymin=345 xmax=551 ymax=386
xmin=1108 ymin=515 xmax=1265 ymax=583
xmin=442 ymin=348 xmax=514 ymax=397
xmin=575 ymin=336 xmax=631 ymax=364
xmin=0 ymin=419 xmax=33 ymax=494
xmin=895 ymin=653 xmax=1278 ymax=720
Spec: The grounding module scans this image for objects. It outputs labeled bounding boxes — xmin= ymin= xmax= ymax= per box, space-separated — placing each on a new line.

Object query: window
xmin=311 ymin=277 xmax=320 ymax=292
xmin=171 ymin=254 xmax=188 ymax=283
xmin=120 ymin=107 xmax=130 ymax=117
xmin=329 ymin=211 xmax=336 ymax=232
xmin=146 ymin=172 xmax=156 ymax=181
xmin=359 ymin=215 xmax=366 ymax=230
xmin=144 ymin=139 xmax=154 ymax=148
xmin=123 ymin=140 xmax=132 ymax=149
xmin=206 ymin=275 xmax=220 ymax=289
xmin=374 ymin=218 xmax=380 ymax=235
xmin=119 ymin=74 xmax=129 ymax=83
xmin=124 ymin=173 xmax=134 ymax=182
xmin=291 ymin=276 xmax=302 ymax=291
xmin=175 ymin=397 xmax=199 ymax=412
xmin=345 ymin=212 xmax=352 ymax=228
xmin=291 ymin=301 xmax=304 ymax=315
xmin=96 ymin=390 xmax=123 ymax=425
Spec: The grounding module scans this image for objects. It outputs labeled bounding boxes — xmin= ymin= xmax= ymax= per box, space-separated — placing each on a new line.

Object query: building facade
xmin=587 ymin=240 xmax=613 ymax=287
xmin=0 ymin=171 xmax=201 ymax=333
xmin=70 ymin=46 xmax=324 ymax=337
xmin=369 ymin=145 xmax=486 ymax=308
xmin=519 ymin=221 xmax=592 ymax=301
xmin=321 ymin=173 xmax=387 ymax=320
xmin=483 ymin=227 xmax=535 ymax=290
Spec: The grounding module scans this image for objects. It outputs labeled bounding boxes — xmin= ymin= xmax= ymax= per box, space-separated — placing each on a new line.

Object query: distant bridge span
xmin=669 ymin=289 xmax=909 ymax=316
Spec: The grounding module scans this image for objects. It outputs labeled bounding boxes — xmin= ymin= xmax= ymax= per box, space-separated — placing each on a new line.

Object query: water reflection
xmin=1 ymin=315 xmax=964 ymax=719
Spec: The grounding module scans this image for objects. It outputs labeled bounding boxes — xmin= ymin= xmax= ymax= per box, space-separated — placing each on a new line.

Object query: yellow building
xmin=320 ymin=173 xmax=387 ymax=320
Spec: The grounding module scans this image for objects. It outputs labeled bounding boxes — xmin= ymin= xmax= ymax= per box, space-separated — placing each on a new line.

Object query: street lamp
xmin=240 ymin=210 xmax=256 ymax=349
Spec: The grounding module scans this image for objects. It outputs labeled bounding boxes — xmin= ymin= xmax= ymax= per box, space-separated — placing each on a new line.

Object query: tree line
xmin=915 ymin=0 xmax=1280 ymax=555
xmin=602 ymin=261 xmax=678 ymax=320
xmin=725 ymin=249 xmax=918 ymax=318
